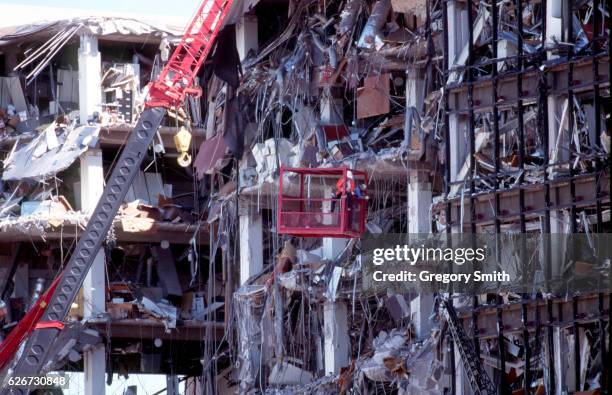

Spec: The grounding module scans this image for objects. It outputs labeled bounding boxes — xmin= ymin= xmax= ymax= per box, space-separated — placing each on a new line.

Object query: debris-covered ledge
xmin=1 ymin=115 xmax=205 ymax=245
xmin=0 ymin=207 xmax=207 ymax=244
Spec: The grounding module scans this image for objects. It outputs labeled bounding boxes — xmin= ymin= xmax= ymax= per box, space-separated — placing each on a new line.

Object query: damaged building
xmin=0 ymin=0 xmax=610 ymax=394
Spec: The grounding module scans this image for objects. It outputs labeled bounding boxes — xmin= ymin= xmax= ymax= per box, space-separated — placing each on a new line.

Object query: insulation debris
xmin=3 ymin=122 xmax=100 ymax=181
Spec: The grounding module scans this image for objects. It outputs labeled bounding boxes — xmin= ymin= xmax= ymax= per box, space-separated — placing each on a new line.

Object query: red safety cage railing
xmin=278 ymin=167 xmax=368 ymax=238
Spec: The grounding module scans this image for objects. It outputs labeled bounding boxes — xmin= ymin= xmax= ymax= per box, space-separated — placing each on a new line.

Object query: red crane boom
xmin=147 ymin=0 xmax=231 ymax=108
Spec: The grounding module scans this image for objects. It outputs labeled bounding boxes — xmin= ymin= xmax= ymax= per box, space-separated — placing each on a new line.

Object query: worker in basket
xmin=331 ymin=171 xmax=367 ymax=223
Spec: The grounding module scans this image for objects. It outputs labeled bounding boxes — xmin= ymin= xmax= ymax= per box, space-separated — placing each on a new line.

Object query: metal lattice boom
xmin=440 ymin=298 xmax=497 ymax=395
xmin=146 ymin=0 xmax=234 ymax=108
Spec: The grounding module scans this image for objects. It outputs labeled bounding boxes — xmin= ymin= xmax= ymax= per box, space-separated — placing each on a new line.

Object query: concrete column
xmin=407 ymin=171 xmax=434 ymax=339
xmin=446 ymin=2 xmax=469 ymax=182
xmin=83 ymin=256 xmax=105 ymax=317
xmin=406 ymin=67 xmax=425 ymax=110
xmin=320 ymin=96 xmax=344 ymax=125
xmin=322 ymin=221 xmax=349 ymax=375
xmin=446 ymin=3 xmax=469 ymax=392
xmin=408 ymin=171 xmax=432 ymax=234
xmin=235 ymin=15 xmax=258 ymax=61
xmin=447 ymin=5 xmax=469 ymax=61
xmin=546 ymin=0 xmax=567 ymax=177
xmin=83 ymin=350 xmax=105 ymax=395
xmin=80 ymin=149 xmax=104 ymax=215
xmin=239 ymin=213 xmax=263 ymax=285
xmin=552 ymin=326 xmax=570 ymax=393
xmin=448 ymin=114 xmax=467 ymax=183
xmin=319 ymin=79 xmax=350 ymax=376
xmin=323 ymin=238 xmax=347 ymax=262
xmin=78 ymin=34 xmax=101 ymax=124
xmin=80 ymin=149 xmax=106 ymax=395
xmin=405 ymin=67 xmax=426 ymax=148
xmin=166 ymin=375 xmax=179 ymax=395
xmin=410 ymin=294 xmax=435 ymax=339
xmin=545 ymin=0 xmax=564 ymax=51
xmin=545 ymin=0 xmax=569 ymax=281
xmin=323 ymin=301 xmax=349 ymax=375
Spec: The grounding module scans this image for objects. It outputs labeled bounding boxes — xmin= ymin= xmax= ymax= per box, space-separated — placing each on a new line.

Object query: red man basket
xmin=278 ymin=167 xmax=368 ymax=238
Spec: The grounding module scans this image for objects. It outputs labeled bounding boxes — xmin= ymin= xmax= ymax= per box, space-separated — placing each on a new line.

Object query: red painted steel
xmin=0 ymin=275 xmax=61 ymax=371
xmin=146 ymin=0 xmax=235 ymax=109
